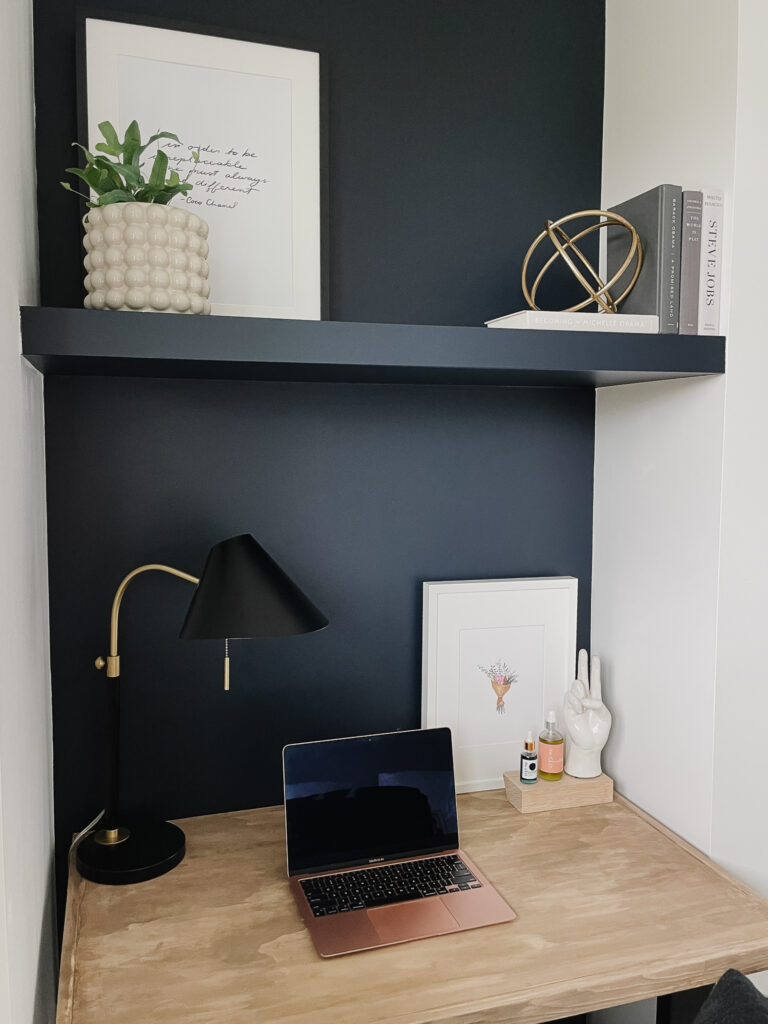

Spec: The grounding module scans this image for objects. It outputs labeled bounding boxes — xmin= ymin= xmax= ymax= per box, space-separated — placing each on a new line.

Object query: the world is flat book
xmin=485 ymin=310 xmax=659 ymax=333
xmin=607 ymin=184 xmax=681 ymax=333
xmin=679 ymin=190 xmax=703 ymax=334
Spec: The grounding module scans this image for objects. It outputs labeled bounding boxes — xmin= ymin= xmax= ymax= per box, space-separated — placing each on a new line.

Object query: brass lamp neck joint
xmin=97 ymin=563 xmax=199 ymax=679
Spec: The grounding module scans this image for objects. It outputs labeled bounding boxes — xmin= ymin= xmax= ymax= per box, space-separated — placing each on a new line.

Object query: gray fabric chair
xmin=693 ymin=970 xmax=768 ymax=1023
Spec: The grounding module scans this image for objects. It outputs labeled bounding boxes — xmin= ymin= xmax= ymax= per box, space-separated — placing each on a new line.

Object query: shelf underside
xmin=21 ymin=307 xmax=725 ymax=388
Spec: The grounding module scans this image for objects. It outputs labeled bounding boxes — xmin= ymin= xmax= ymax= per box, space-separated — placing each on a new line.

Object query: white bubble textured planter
xmin=82 ymin=202 xmax=211 ymax=314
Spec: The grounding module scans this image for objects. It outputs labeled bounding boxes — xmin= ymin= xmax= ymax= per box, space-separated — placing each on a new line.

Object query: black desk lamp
xmin=76 ymin=534 xmax=327 ymax=885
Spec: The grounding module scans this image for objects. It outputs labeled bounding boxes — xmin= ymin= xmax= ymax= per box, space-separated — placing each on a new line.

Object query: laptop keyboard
xmin=300 ymin=853 xmax=481 ymax=916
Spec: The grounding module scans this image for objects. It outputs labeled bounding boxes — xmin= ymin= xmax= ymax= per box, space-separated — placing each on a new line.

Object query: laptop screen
xmin=283 ymin=728 xmax=459 ymax=876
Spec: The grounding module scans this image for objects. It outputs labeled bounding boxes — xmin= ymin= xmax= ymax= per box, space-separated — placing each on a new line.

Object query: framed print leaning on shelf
xmin=422 ymin=577 xmax=578 ymax=792
xmin=81 ymin=16 xmax=326 ymax=319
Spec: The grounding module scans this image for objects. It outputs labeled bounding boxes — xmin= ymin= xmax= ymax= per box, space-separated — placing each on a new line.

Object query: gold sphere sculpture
xmin=521 ymin=209 xmax=642 ymax=313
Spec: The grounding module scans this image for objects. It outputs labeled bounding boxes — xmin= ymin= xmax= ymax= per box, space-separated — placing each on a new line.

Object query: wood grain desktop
xmin=58 ymin=792 xmax=768 ymax=1024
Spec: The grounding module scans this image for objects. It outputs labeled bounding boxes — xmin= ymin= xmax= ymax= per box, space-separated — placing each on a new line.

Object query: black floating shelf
xmin=20 ymin=307 xmax=725 ymax=388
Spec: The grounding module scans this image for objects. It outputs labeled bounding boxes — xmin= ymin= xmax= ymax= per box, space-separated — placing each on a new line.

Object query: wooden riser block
xmin=504 ymin=770 xmax=614 ymax=813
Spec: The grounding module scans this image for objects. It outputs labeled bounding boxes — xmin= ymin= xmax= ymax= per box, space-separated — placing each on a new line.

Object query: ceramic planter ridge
xmin=83 ymin=202 xmax=211 ymax=314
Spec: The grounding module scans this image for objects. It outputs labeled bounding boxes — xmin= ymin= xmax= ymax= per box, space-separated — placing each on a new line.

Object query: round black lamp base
xmin=76 ymin=821 xmax=186 ymax=885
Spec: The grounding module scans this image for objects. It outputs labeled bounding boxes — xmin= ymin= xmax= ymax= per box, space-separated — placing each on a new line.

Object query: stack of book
xmin=607 ymin=184 xmax=724 ymax=336
xmin=486 ymin=184 xmax=724 ymax=335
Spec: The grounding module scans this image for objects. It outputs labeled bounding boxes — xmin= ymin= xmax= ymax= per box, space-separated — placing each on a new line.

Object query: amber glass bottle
xmin=538 ymin=711 xmax=564 ymax=780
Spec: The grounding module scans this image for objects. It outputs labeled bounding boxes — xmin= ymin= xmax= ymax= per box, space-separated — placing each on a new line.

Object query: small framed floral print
xmin=422 ymin=577 xmax=578 ymax=792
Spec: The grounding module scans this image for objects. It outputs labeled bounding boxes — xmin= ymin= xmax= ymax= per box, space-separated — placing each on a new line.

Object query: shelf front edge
xmin=20 ymin=307 xmax=725 ymax=387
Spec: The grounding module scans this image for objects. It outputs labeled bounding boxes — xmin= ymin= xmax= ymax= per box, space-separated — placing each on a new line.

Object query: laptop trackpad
xmin=367 ymin=900 xmax=459 ymax=943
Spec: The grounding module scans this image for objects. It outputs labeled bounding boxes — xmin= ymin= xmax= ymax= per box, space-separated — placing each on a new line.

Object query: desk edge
xmin=615 ymin=793 xmax=766 ymax=902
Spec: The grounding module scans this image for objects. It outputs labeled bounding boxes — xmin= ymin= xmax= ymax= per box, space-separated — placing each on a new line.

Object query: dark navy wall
xmin=45 ymin=377 xmax=595 ymax=829
xmin=34 ymin=0 xmax=605 ymax=323
xmin=33 ymin=0 xmax=604 ymax=925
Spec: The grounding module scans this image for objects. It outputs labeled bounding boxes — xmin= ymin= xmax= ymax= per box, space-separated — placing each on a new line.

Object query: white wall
xmin=710 ymin=1 xmax=768 ymax=900
xmin=595 ymin=0 xmax=737 ymax=851
xmin=593 ymin=0 xmax=768 ymax=1015
xmin=0 ymin=0 xmax=57 ymax=1020
xmin=592 ymin=375 xmax=725 ymax=850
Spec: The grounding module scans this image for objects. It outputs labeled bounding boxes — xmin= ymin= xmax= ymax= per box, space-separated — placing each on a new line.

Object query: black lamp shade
xmin=179 ymin=534 xmax=328 ymax=640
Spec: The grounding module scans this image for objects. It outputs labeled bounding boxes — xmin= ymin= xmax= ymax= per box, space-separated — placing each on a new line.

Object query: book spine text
xmin=679 ymin=190 xmax=703 ymax=334
xmin=658 ymin=186 xmax=681 ymax=333
xmin=698 ymin=190 xmax=724 ymax=335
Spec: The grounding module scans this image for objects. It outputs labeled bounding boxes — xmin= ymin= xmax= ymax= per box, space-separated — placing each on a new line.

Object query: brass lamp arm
xmin=95 ymin=564 xmax=199 ymax=678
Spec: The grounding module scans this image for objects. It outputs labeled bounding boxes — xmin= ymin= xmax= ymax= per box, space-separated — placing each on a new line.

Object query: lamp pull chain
xmin=224 ymin=638 xmax=230 ymax=692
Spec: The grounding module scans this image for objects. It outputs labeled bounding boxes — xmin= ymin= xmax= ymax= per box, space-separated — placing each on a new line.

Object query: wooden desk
xmin=58 ymin=792 xmax=768 ymax=1024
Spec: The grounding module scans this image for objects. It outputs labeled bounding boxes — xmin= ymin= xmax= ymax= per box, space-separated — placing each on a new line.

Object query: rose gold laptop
xmin=283 ymin=727 xmax=516 ymax=957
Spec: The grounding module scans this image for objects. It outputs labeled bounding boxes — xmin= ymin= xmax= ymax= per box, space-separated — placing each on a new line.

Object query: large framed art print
xmin=81 ymin=16 xmax=326 ymax=319
xmin=422 ymin=577 xmax=578 ymax=792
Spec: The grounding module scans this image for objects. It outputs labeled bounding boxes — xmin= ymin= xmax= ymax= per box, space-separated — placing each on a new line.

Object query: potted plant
xmin=62 ymin=120 xmax=211 ymax=314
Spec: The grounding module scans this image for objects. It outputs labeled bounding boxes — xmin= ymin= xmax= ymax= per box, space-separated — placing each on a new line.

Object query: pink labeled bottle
xmin=538 ymin=710 xmax=564 ymax=781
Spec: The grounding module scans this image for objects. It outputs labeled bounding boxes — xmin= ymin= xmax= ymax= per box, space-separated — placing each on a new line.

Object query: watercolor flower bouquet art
xmin=478 ymin=661 xmax=519 ymax=714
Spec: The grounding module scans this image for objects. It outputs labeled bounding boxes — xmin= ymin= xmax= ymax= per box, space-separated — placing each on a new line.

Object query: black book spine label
xmin=679 ymin=191 xmax=703 ymax=335
xmin=659 ymin=186 xmax=682 ymax=333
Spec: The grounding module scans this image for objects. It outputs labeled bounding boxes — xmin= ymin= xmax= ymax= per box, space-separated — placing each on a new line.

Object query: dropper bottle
xmin=538 ymin=710 xmax=564 ymax=781
xmin=520 ymin=731 xmax=538 ymax=785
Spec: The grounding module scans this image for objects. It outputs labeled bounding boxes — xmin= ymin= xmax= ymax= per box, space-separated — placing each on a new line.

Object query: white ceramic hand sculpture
xmin=563 ymin=649 xmax=612 ymax=778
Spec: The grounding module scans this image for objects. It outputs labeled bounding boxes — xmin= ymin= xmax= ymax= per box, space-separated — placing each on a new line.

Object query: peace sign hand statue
xmin=563 ymin=649 xmax=612 ymax=779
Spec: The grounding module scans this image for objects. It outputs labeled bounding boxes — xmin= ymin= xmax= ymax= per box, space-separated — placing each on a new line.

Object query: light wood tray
xmin=504 ymin=769 xmax=614 ymax=813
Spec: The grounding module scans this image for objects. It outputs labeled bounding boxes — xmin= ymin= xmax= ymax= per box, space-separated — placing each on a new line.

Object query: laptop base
xmin=290 ymin=848 xmax=516 ymax=958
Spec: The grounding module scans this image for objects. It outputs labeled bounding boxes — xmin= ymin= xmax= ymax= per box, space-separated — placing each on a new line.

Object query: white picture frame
xmin=422 ymin=577 xmax=578 ymax=793
xmin=83 ymin=17 xmax=324 ymax=320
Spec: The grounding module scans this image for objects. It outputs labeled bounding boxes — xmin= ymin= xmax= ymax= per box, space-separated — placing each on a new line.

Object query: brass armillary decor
xmin=521 ymin=209 xmax=642 ymax=313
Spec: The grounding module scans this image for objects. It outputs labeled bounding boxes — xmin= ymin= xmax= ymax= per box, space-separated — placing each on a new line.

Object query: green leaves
xmin=100 ymin=160 xmax=142 ymax=189
xmin=148 ymin=148 xmax=168 ymax=188
xmin=121 ymin=120 xmax=142 ymax=166
xmin=94 ymin=120 xmax=121 ymax=157
xmin=60 ymin=181 xmax=91 ymax=201
xmin=137 ymin=131 xmax=181 ymax=157
xmin=98 ymin=189 xmax=139 ymax=205
xmin=61 ymin=120 xmax=196 ymax=207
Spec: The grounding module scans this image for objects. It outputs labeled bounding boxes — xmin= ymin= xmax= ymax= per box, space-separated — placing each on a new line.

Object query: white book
xmin=697 ymin=189 xmax=725 ymax=335
xmin=485 ymin=310 xmax=660 ymax=333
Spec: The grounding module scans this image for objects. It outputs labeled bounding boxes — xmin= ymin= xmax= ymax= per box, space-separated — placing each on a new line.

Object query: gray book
xmin=679 ymin=190 xmax=703 ymax=334
xmin=607 ymin=184 xmax=682 ymax=333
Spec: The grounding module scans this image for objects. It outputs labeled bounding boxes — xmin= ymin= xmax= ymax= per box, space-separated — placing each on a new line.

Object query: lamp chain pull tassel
xmin=224 ymin=638 xmax=230 ymax=692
